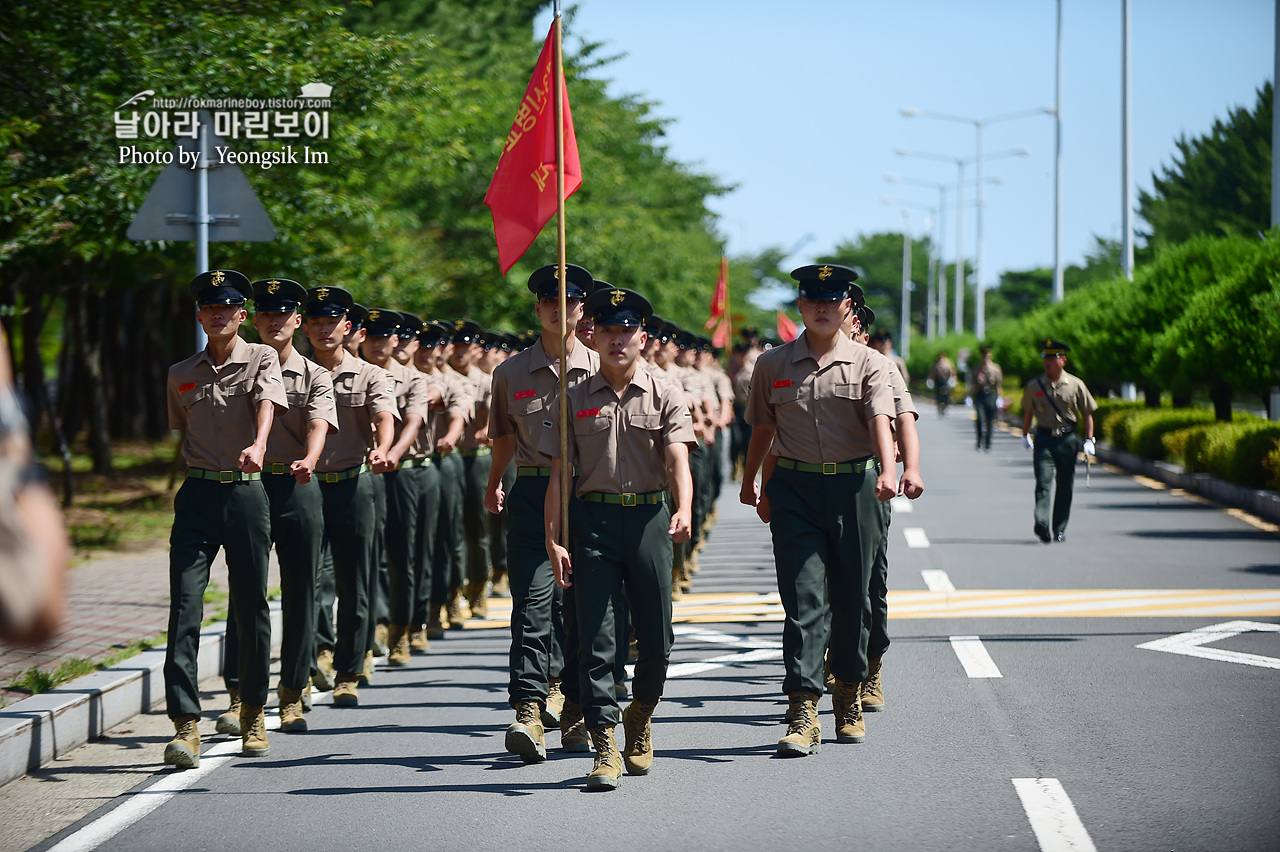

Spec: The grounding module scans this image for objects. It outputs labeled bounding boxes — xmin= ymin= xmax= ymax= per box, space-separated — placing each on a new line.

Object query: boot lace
xmin=516 ymin=700 xmax=541 ymax=727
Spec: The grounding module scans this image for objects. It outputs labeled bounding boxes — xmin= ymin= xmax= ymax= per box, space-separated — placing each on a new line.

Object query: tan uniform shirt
xmin=745 ymin=332 xmax=896 ymax=463
xmin=711 ymin=365 xmax=733 ymax=406
xmin=316 ymin=350 xmax=399 ymax=473
xmin=453 ymin=365 xmax=491 ymax=451
xmin=430 ymin=368 xmax=474 ymax=455
xmin=408 ymin=371 xmax=449 ymax=459
xmin=385 ymin=359 xmax=430 ymax=447
xmin=541 ymin=364 xmax=697 ymax=498
xmin=971 ymin=361 xmax=1004 ymax=394
xmin=167 ymin=335 xmax=288 ymax=471
xmin=731 ymin=350 xmax=757 ymax=404
xmin=266 ymin=348 xmax=338 ymax=466
xmin=489 ymin=337 xmax=598 ymax=468
xmin=887 ymin=361 xmax=918 ymax=420
xmin=1022 ymin=371 xmax=1097 ymax=431
xmin=892 ymin=354 xmax=911 ymax=385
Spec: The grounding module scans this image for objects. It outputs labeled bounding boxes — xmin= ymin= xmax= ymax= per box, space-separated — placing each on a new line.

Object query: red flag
xmin=709 ymin=317 xmax=730 ymax=348
xmin=704 ymin=255 xmax=728 ymax=330
xmin=777 ymin=311 xmax=798 ymax=342
xmin=483 ymin=23 xmax=582 ymax=274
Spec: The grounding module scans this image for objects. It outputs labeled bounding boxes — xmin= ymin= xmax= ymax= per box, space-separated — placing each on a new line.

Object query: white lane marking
xmin=1012 ymin=778 xmax=1099 ymax=852
xmin=674 ymin=624 xmax=783 ymax=650
xmin=1136 ymin=620 xmax=1280 ymax=670
xmin=921 ymin=570 xmax=955 ymax=592
xmin=949 ymin=635 xmax=1003 ymax=678
xmin=889 ymin=496 xmax=913 ymax=513
xmin=902 ymin=527 xmax=930 ymax=548
xmin=664 ymin=625 xmax=784 ymax=677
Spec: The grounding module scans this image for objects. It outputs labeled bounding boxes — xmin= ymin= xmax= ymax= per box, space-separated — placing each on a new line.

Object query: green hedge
xmin=1169 ymin=420 xmax=1280 ymax=489
xmin=1109 ymin=408 xmax=1218 ymax=459
xmin=1094 ymin=401 xmax=1147 ymax=444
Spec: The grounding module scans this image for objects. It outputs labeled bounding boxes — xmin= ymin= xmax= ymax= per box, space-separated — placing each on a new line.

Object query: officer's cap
xmin=589 ymin=279 xmax=615 ymax=296
xmin=305 ymin=286 xmax=355 ymax=318
xmin=250 ymin=278 xmax=306 ymax=312
xmin=675 ymin=331 xmax=697 ymax=350
xmin=417 ymin=321 xmax=449 ymax=345
xmin=857 ymin=305 xmax=876 ymax=328
xmin=1042 ymin=338 xmax=1071 ymax=357
xmin=528 ymin=263 xmax=593 ymax=300
xmin=364 ymin=308 xmax=403 ymax=337
xmin=451 ymin=319 xmax=482 ymax=344
xmin=348 ymin=303 xmax=368 ymax=329
xmin=477 ymin=329 xmax=501 ymax=351
xmin=585 ymin=288 xmax=652 ymax=329
xmin=399 ymin=314 xmax=425 ymax=337
xmin=191 ymin=269 xmax=253 ymax=306
xmin=645 ymin=316 xmax=671 ymax=343
xmin=791 ymin=264 xmax=865 ymax=306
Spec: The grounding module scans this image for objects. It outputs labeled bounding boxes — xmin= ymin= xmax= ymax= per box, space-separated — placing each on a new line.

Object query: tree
xmin=815 ymin=232 xmax=935 ymax=344
xmin=1138 ymin=82 xmax=1272 ymax=253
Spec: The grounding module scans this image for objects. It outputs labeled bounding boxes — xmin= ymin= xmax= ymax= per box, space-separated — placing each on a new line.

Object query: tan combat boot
xmin=240 ymin=704 xmax=270 ymax=756
xmin=388 ymin=623 xmax=411 ymax=667
xmin=164 ymin=714 xmax=201 ymax=769
xmin=410 ymin=626 xmax=431 ymax=652
xmin=777 ymin=692 xmax=822 ymax=757
xmin=505 ymin=699 xmax=547 ymax=764
xmin=314 ymin=647 xmax=337 ymax=692
xmin=686 ymin=550 xmax=700 ymax=577
xmin=560 ymin=696 xmax=591 ymax=753
xmin=670 ymin=567 xmax=684 ymax=602
xmin=680 ymin=557 xmax=694 ymax=592
xmin=279 ymin=686 xmax=307 ymax=732
xmin=373 ymin=622 xmax=390 ymax=657
xmin=621 ymin=699 xmax=657 ymax=776
xmin=542 ymin=677 xmax=565 ymax=727
xmin=333 ymin=672 xmax=360 ymax=706
xmin=586 ymin=726 xmax=623 ymax=791
xmin=861 ymin=656 xmax=884 ymax=712
xmin=358 ymin=649 xmax=375 ymax=685
xmin=447 ymin=589 xmax=469 ymax=628
xmin=427 ymin=605 xmax=447 ymax=639
xmin=491 ymin=570 xmax=510 ymax=596
xmin=215 ymin=686 xmax=242 ymax=736
xmin=832 ymin=678 xmax=866 ymax=743
xmin=467 ymin=581 xmax=489 ymax=619
xmin=302 ymin=679 xmax=313 ymax=713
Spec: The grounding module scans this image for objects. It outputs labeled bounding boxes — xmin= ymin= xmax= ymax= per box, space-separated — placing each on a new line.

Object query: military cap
xmin=791 ymin=264 xmax=865 ymax=306
xmin=697 ymin=337 xmax=714 ymax=353
xmin=645 ymin=316 xmax=671 ymax=343
xmin=305 ymin=286 xmax=354 ymax=318
xmin=364 ymin=308 xmax=403 ymax=337
xmin=191 ymin=269 xmax=253 ymax=306
xmin=585 ymin=287 xmax=652 ymax=328
xmin=348 ymin=303 xmax=369 ymax=329
xmin=675 ymin=330 xmax=698 ymax=350
xmin=398 ymin=314 xmax=425 ymax=337
xmin=417 ymin=321 xmax=449 ymax=345
xmin=476 ymin=329 xmax=499 ymax=351
xmin=857 ymin=305 xmax=876 ymax=328
xmin=1041 ymin=338 xmax=1071 ymax=357
xmin=250 ymin=277 xmax=306 ymax=312
xmin=451 ymin=319 xmax=482 ymax=344
xmin=528 ymin=263 xmax=593 ymax=300
xmin=589 ymin=279 xmax=616 ymax=296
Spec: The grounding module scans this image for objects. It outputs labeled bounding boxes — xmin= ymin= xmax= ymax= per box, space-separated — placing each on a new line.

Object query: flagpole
xmin=554 ymin=1 xmax=570 ymax=548
xmin=723 ymin=256 xmax=731 ymax=355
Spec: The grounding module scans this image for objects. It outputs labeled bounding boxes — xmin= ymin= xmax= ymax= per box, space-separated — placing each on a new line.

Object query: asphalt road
xmin=6 ymin=402 xmax=1279 ymax=852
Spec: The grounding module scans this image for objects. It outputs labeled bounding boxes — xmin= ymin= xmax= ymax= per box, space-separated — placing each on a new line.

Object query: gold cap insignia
xmin=1045 ymin=339 xmax=1052 ymax=348
xmin=455 ymin=320 xmax=466 ymax=330
xmin=369 ymin=310 xmax=381 ymax=321
xmin=210 ymin=270 xmax=226 ymax=285
xmin=267 ymin=280 xmax=280 ymax=294
xmin=610 ymin=290 xmax=626 ymax=306
xmin=553 ymin=267 xmax=561 ymax=280
xmin=316 ymin=287 xmax=330 ymax=300
xmin=817 ymin=265 xmax=833 ymax=281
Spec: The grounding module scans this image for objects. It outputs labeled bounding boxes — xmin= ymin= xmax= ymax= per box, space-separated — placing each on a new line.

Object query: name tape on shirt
xmin=514 ymin=389 xmax=537 ymax=400
xmin=1035 ymin=391 xmax=1045 ymax=397
xmin=179 ymin=382 xmax=197 ymax=392
xmin=576 ymin=407 xmax=600 ymax=419
xmin=772 ymin=379 xmax=792 ymax=389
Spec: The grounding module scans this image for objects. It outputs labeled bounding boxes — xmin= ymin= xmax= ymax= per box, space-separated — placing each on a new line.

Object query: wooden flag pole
xmin=554 ymin=3 xmax=570 ymax=548
xmin=723 ymin=255 xmax=732 ymax=357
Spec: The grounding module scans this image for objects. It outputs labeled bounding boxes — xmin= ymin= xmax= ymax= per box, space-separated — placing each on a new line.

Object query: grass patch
xmin=9 ymin=657 xmax=99 ymax=695
xmin=100 ymin=633 xmax=167 ymax=668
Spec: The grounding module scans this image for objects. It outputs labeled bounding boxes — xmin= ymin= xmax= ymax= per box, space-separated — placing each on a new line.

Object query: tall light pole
xmin=902 ymin=106 xmax=1053 ymax=339
xmin=883 ymin=197 xmax=937 ymax=358
xmin=1121 ymin=0 xmax=1134 ymax=279
xmin=1054 ymin=0 xmax=1065 ymax=301
xmin=896 ymin=147 xmax=1027 ymax=336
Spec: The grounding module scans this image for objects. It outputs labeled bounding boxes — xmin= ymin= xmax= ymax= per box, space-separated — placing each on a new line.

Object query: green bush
xmin=1110 ymin=408 xmax=1217 ymax=458
xmin=1181 ymin=421 xmax=1280 ymax=488
xmin=1094 ymin=401 xmax=1147 ymax=444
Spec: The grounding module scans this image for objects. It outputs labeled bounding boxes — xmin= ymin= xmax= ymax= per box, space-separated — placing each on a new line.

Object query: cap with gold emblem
xmin=589 ymin=279 xmax=615 ymax=296
xmin=250 ymin=277 xmax=306 ymax=312
xmin=527 ymin=263 xmax=593 ymax=300
xmin=1041 ymin=339 xmax=1071 ymax=357
xmin=348 ymin=303 xmax=369 ymax=330
xmin=191 ymin=269 xmax=253 ymax=306
xmin=304 ymin=286 xmax=355 ymax=318
xmin=417 ymin=321 xmax=449 ymax=346
xmin=364 ymin=308 xmax=402 ymax=337
xmin=646 ymin=316 xmax=674 ymax=343
xmin=586 ymin=287 xmax=652 ymax=328
xmin=857 ymin=304 xmax=876 ymax=329
xmin=451 ymin=319 xmax=482 ymax=344
xmin=790 ymin=264 xmax=864 ymax=306
xmin=399 ymin=314 xmax=425 ymax=338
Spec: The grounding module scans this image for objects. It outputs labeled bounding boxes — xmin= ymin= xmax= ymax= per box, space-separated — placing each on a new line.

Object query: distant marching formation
xmin=163 ymin=261 xmax=934 ymax=791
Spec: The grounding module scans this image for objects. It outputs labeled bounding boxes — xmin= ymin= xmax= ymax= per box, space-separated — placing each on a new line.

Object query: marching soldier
xmin=432 ymin=324 xmax=473 ymax=633
xmin=448 ymin=320 xmax=494 ymax=618
xmin=971 ymin=345 xmax=1003 ymax=452
xmin=1021 ymin=339 xmax=1096 ymax=543
xmin=486 ymin=263 xmax=598 ymax=763
xmin=216 ymin=278 xmax=336 ymax=736
xmin=163 ymin=269 xmax=287 ymax=768
xmin=478 ymin=331 xmax=516 ymax=599
xmin=544 ymin=287 xmax=696 ymax=791
xmin=741 ymin=264 xmax=897 ymax=757
xmin=303 ymin=286 xmax=398 ymax=706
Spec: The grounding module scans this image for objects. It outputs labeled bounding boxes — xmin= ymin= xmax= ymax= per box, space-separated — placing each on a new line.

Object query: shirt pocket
xmin=178 ymin=382 xmax=210 ymax=409
xmin=769 ymin=385 xmax=800 ymax=405
xmin=518 ymin=397 xmax=545 ymax=417
xmin=833 ymin=382 xmax=862 ymax=401
xmin=286 ymin=390 xmax=308 ymax=409
xmin=336 ymin=390 xmax=368 ymax=409
xmin=572 ymin=413 xmax=611 ymax=436
xmin=627 ymin=412 xmax=662 ymax=431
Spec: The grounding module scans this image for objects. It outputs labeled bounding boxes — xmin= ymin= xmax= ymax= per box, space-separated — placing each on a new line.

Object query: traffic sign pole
xmin=194 ymin=118 xmax=210 ymax=351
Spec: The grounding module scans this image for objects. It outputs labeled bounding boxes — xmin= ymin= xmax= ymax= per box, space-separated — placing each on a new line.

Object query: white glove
xmin=1083 ymin=438 xmax=1096 ymax=456
xmin=996 ymin=396 xmax=1004 ymax=409
xmin=1021 ymin=434 xmax=1033 ymax=450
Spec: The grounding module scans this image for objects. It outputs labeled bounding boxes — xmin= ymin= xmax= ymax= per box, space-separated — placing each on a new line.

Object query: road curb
xmin=0 ymin=603 xmax=281 ymax=788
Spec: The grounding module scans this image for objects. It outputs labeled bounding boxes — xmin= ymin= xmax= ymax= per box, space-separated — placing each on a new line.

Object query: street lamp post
xmin=883 ymin=196 xmax=937 ymax=359
xmin=902 ymin=106 xmax=1053 ymax=339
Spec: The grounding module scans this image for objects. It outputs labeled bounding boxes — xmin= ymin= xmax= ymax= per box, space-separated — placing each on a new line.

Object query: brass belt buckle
xmin=324 ymin=472 xmax=339 ymax=483
xmin=219 ymin=470 xmax=234 ymax=484
xmin=822 ymin=462 xmax=837 ymax=475
xmin=622 ymin=492 xmax=637 ymax=507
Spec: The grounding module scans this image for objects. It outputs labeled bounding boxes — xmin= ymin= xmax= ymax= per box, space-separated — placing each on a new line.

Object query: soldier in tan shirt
xmin=218 ymin=278 xmax=337 ymax=737
xmin=304 ymin=286 xmax=398 ymax=707
xmin=406 ymin=321 xmax=451 ymax=649
xmin=543 ymin=288 xmax=696 ymax=791
xmin=448 ymin=320 xmax=495 ymax=617
xmin=486 ymin=263 xmax=598 ymax=763
xmin=163 ymin=269 xmax=287 ymax=769
xmin=431 ymin=325 xmax=475 ymax=632
xmin=741 ymin=264 xmax=897 ymax=757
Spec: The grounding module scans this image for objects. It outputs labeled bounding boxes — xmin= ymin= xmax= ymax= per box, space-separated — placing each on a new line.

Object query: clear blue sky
xmin=535 ymin=0 xmax=1275 ymax=290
